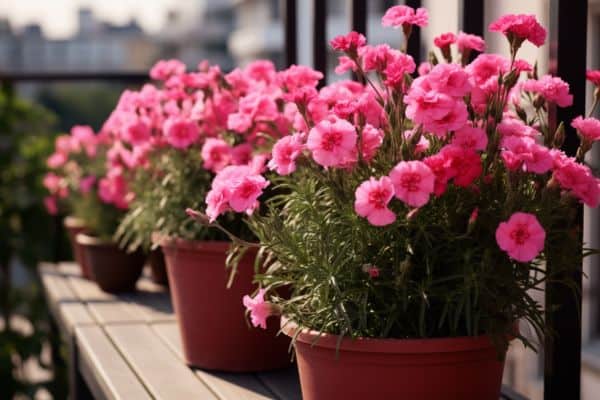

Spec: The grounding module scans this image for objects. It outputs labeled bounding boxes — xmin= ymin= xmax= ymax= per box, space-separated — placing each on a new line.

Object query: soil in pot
xmin=161 ymin=239 xmax=291 ymax=372
xmin=64 ymin=216 xmax=93 ymax=279
xmin=147 ymin=248 xmax=169 ymax=286
xmin=282 ymin=320 xmax=508 ymax=400
xmin=76 ymin=233 xmax=145 ymax=293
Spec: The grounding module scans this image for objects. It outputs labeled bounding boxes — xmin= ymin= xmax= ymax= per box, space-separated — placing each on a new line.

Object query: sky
xmin=0 ymin=0 xmax=198 ymax=38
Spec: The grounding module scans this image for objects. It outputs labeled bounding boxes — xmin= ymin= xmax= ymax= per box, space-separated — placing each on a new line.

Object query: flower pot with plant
xmin=196 ymin=6 xmax=600 ymax=400
xmin=105 ymin=60 xmax=296 ymax=371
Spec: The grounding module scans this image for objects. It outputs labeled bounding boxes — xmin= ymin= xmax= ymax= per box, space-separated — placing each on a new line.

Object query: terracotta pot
xmin=76 ymin=233 xmax=145 ymax=293
xmin=282 ymin=319 xmax=507 ymax=400
xmin=147 ymin=248 xmax=169 ymax=286
xmin=160 ymin=239 xmax=290 ymax=372
xmin=63 ymin=216 xmax=93 ymax=279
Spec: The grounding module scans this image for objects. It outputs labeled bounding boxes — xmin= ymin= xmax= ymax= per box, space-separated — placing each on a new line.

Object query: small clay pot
xmin=63 ymin=216 xmax=93 ymax=279
xmin=148 ymin=248 xmax=169 ymax=286
xmin=76 ymin=233 xmax=145 ymax=293
xmin=160 ymin=238 xmax=290 ymax=372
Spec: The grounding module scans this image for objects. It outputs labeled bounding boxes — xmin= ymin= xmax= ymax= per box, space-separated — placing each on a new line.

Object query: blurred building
xmin=157 ymin=0 xmax=235 ymax=71
xmin=0 ymin=8 xmax=157 ymax=72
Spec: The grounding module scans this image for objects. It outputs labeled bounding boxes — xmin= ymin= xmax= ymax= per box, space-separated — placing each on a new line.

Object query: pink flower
xmin=330 ymin=31 xmax=366 ymax=52
xmin=98 ymin=169 xmax=130 ymax=209
xmin=362 ymin=264 xmax=380 ymax=278
xmin=231 ymin=144 xmax=253 ymax=166
xmin=495 ymin=212 xmax=545 ymax=262
xmin=405 ymin=79 xmax=468 ymax=137
xmin=440 ymin=145 xmax=482 ymax=187
xmin=150 ymin=59 xmax=186 ymax=81
xmin=456 ymin=31 xmax=485 ymax=53
xmin=361 ymin=124 xmax=385 ymax=161
xmin=497 ymin=118 xmax=542 ymax=139
xmin=433 ymin=32 xmax=456 ymax=49
xmin=361 ymin=44 xmax=402 ymax=73
xmin=79 ymin=176 xmax=96 ymax=195
xmin=522 ymin=76 xmax=573 ymax=107
xmin=389 ymin=161 xmax=435 ymax=208
xmin=553 ymin=157 xmax=600 ymax=207
xmin=418 ymin=62 xmax=432 ymax=76
xmin=571 ymin=116 xmax=600 ymax=142
xmin=423 ymin=151 xmax=456 ymax=196
xmin=306 ymin=117 xmax=357 ymax=167
xmin=335 ymin=56 xmax=357 ymax=75
xmin=44 ymin=196 xmax=58 ymax=215
xmin=201 ymin=138 xmax=232 ymax=173
xmin=47 ymin=152 xmax=67 ymax=169
xmin=205 ymin=165 xmax=269 ymax=221
xmin=242 ymin=289 xmax=272 ymax=329
xmin=43 ymin=173 xmax=68 ymax=198
xmin=489 ymin=14 xmax=547 ymax=47
xmin=278 ymin=65 xmax=323 ymax=92
xmin=71 ymin=125 xmax=97 ymax=157
xmin=452 ymin=126 xmax=488 ymax=151
xmin=354 ymin=177 xmax=396 ymax=226
xmin=587 ymin=70 xmax=600 ymax=87
xmin=383 ymin=53 xmax=416 ymax=90
xmin=381 ymin=5 xmax=428 ymax=28
xmin=122 ymin=119 xmax=151 ymax=146
xmin=426 ymin=63 xmax=472 ymax=98
xmin=268 ymin=134 xmax=304 ymax=175
xmin=164 ymin=117 xmax=200 ymax=149
xmin=500 ymin=136 xmax=553 ymax=174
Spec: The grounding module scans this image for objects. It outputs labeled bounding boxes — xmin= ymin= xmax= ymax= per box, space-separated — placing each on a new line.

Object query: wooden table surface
xmin=38 ymin=262 xmax=301 ymax=400
xmin=39 ymin=261 xmax=524 ymax=400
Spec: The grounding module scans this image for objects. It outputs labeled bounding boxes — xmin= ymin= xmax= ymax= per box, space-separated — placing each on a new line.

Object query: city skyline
xmin=0 ymin=0 xmax=201 ymax=39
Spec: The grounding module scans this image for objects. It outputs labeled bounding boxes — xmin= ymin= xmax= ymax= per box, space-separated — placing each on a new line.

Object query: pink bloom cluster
xmin=571 ymin=116 xmax=600 ymax=142
xmin=587 ymin=70 xmax=600 ymax=87
xmin=522 ymin=76 xmax=573 ymax=108
xmin=381 ymin=5 xmax=428 ymax=29
xmin=242 ymin=289 xmax=273 ymax=329
xmin=488 ymin=14 xmax=547 ymax=47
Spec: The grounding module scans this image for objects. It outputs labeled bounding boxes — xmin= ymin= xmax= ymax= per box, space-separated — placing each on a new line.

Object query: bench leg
xmin=69 ymin=334 xmax=94 ymax=400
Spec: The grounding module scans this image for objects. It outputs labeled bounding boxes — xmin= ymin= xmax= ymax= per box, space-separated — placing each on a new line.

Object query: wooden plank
xmin=154 ymin=322 xmax=299 ymax=400
xmin=256 ymin=368 xmax=302 ymax=400
xmin=64 ymin=272 xmax=146 ymax=324
xmin=120 ymin=278 xmax=175 ymax=323
xmin=76 ymin=325 xmax=151 ymax=400
xmin=38 ymin=263 xmax=94 ymax=335
xmin=106 ymin=323 xmax=218 ymax=400
xmin=62 ymin=263 xmax=174 ymax=324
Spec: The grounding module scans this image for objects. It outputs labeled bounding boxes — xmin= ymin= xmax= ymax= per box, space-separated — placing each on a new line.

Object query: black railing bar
xmin=0 ymin=72 xmax=148 ymax=83
xmin=313 ymin=0 xmax=328 ymax=87
xmin=283 ymin=0 xmax=298 ymax=67
xmin=405 ymin=0 xmax=422 ymax=65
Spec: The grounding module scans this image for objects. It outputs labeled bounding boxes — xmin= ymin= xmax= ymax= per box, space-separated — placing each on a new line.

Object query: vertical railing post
xmin=313 ymin=0 xmax=328 ymax=87
xmin=461 ymin=0 xmax=484 ymax=63
xmin=349 ymin=0 xmax=367 ymax=36
xmin=545 ymin=1 xmax=588 ymax=399
xmin=283 ymin=0 xmax=297 ymax=67
xmin=461 ymin=0 xmax=484 ymax=37
xmin=405 ymin=0 xmax=422 ymax=65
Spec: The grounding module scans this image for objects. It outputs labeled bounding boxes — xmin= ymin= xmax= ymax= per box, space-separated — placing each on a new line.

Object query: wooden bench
xmin=38 ymin=262 xmax=301 ymax=400
xmin=39 ymin=262 xmax=523 ymax=399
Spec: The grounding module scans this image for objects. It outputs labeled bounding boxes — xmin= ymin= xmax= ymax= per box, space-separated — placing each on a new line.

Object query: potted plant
xmin=105 ymin=60 xmax=295 ymax=371
xmin=196 ymin=6 xmax=600 ymax=399
xmin=45 ymin=125 xmax=104 ymax=279
xmin=46 ymin=125 xmax=145 ymax=292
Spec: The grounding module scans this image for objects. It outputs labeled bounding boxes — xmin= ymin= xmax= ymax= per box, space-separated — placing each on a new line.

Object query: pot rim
xmin=154 ymin=233 xmax=231 ymax=253
xmin=281 ymin=317 xmax=500 ymax=354
xmin=76 ymin=233 xmax=116 ymax=247
xmin=64 ymin=216 xmax=87 ymax=229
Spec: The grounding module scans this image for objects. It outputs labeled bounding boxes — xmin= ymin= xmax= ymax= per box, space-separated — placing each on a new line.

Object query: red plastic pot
xmin=160 ymin=239 xmax=290 ymax=372
xmin=282 ymin=319 xmax=508 ymax=400
xmin=148 ymin=248 xmax=169 ymax=286
xmin=76 ymin=233 xmax=145 ymax=293
xmin=63 ymin=216 xmax=92 ymax=279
